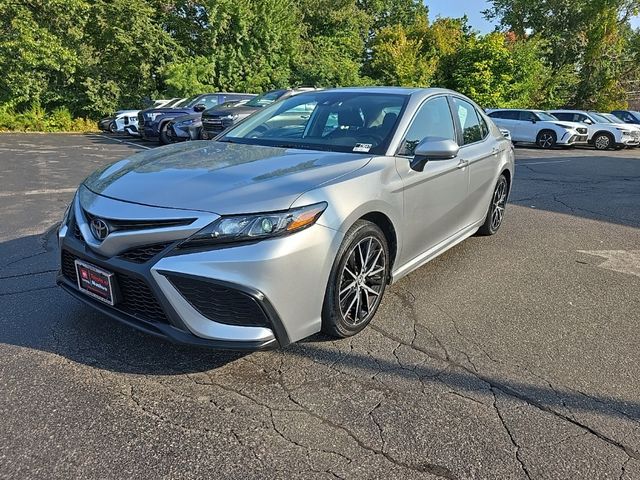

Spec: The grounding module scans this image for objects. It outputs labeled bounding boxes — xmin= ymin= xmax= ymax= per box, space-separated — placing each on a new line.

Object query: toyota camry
xmin=57 ymin=87 xmax=514 ymax=350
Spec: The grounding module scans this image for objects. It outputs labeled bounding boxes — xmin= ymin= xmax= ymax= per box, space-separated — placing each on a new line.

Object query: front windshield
xmin=220 ymin=91 xmax=408 ymax=155
xmin=601 ymin=113 xmax=621 ymax=123
xmin=244 ymin=90 xmax=287 ymax=108
xmin=163 ymin=98 xmax=184 ymax=108
xmin=590 ymin=113 xmax=613 ymax=123
xmin=537 ymin=111 xmax=558 ymax=121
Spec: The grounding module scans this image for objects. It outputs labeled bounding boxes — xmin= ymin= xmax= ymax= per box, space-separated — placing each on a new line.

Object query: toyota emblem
xmin=90 ymin=218 xmax=110 ymax=241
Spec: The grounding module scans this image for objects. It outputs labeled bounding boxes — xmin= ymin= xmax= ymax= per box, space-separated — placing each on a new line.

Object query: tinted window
xmin=478 ymin=111 xmax=489 ymax=138
xmin=489 ymin=110 xmax=518 ymax=120
xmin=519 ymin=111 xmax=537 ymax=122
xmin=398 ymin=96 xmax=455 ymax=156
xmin=452 ymin=98 xmax=483 ymax=145
xmin=553 ymin=112 xmax=572 ymax=121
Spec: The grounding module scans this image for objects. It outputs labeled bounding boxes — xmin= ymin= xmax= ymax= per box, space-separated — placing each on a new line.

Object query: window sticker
xmin=457 ymin=105 xmax=468 ymax=127
xmin=353 ymin=143 xmax=372 ymax=153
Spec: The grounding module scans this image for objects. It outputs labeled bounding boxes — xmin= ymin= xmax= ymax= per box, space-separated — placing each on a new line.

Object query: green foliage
xmin=1 ymin=0 xmax=639 ymax=131
xmin=0 ymin=104 xmax=96 ymax=132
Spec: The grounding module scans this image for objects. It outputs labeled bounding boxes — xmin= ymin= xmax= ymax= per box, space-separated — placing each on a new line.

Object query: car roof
xmin=304 ymin=86 xmax=453 ymax=96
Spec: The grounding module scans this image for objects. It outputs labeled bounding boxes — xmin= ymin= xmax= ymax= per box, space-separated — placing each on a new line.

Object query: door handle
xmin=457 ymin=159 xmax=469 ymax=169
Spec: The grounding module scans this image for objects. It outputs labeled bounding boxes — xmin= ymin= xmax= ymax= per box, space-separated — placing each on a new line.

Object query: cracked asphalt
xmin=0 ymin=133 xmax=639 ymax=479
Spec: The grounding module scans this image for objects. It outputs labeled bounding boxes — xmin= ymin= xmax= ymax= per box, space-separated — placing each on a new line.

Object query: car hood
xmin=82 ymin=141 xmax=372 ymax=214
xmin=203 ymin=105 xmax=260 ymax=118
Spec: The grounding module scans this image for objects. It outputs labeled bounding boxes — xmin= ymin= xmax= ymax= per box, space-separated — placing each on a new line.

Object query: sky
xmin=426 ymin=0 xmax=640 ymax=33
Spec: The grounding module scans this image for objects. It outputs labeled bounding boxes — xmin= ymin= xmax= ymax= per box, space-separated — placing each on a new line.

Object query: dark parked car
xmin=611 ymin=110 xmax=640 ymax=125
xmin=166 ymin=99 xmax=253 ymax=143
xmin=200 ymin=88 xmax=318 ymax=139
xmin=139 ymin=93 xmax=254 ymax=144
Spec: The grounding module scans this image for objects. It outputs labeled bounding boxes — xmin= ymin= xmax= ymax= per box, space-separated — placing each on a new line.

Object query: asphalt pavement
xmin=0 ymin=133 xmax=639 ymax=479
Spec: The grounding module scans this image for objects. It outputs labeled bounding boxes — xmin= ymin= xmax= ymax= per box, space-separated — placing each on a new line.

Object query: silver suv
xmin=58 ymin=87 xmax=514 ymax=349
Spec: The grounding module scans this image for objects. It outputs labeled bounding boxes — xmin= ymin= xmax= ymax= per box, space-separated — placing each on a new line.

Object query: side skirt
xmin=390 ymin=220 xmax=483 ymax=284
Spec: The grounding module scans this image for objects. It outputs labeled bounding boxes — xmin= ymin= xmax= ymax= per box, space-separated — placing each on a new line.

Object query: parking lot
xmin=0 ymin=133 xmax=639 ymax=479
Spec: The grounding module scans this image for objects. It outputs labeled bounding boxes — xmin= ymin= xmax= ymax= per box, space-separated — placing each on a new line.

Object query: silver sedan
xmin=57 ymin=87 xmax=514 ymax=349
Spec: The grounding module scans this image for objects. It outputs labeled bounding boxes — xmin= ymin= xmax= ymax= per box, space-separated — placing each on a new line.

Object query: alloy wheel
xmin=338 ymin=236 xmax=386 ymax=326
xmin=490 ymin=177 xmax=508 ymax=231
xmin=538 ymin=133 xmax=554 ymax=149
xmin=594 ymin=134 xmax=611 ymax=150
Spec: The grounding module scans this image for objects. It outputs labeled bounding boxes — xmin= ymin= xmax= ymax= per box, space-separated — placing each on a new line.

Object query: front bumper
xmin=57 ymin=193 xmax=343 ymax=349
xmin=167 ymin=122 xmax=201 ymax=142
xmin=558 ymin=132 xmax=588 ymax=145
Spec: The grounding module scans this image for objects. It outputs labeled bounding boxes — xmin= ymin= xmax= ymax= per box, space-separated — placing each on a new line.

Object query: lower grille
xmin=119 ymin=243 xmax=170 ymax=263
xmin=61 ymin=250 xmax=169 ymax=324
xmin=167 ymin=274 xmax=269 ymax=327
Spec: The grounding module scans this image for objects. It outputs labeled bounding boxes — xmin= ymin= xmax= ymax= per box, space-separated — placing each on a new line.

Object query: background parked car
xmin=611 ymin=110 xmax=640 ymax=125
xmin=200 ymin=87 xmax=318 ymax=139
xmin=166 ymin=99 xmax=254 ymax=143
xmin=98 ymin=98 xmax=185 ymax=134
xmin=549 ymin=110 xmax=639 ymax=150
xmin=486 ymin=109 xmax=588 ymax=149
xmin=598 ymin=112 xmax=640 ymax=148
xmin=139 ymin=93 xmax=254 ymax=144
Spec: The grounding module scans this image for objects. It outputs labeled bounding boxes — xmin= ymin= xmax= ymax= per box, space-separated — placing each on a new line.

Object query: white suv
xmin=487 ymin=109 xmax=588 ymax=149
xmin=549 ymin=110 xmax=639 ymax=150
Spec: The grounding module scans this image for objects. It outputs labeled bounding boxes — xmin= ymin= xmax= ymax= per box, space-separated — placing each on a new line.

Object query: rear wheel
xmin=593 ymin=132 xmax=614 ymax=150
xmin=536 ymin=130 xmax=556 ymax=149
xmin=477 ymin=174 xmax=509 ymax=236
xmin=108 ymin=121 xmax=117 ymax=134
xmin=322 ymin=220 xmax=389 ymax=338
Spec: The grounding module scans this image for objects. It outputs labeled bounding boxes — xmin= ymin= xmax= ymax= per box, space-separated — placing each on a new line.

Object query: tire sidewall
xmin=159 ymin=122 xmax=171 ymax=145
xmin=322 ymin=221 xmax=390 ymax=337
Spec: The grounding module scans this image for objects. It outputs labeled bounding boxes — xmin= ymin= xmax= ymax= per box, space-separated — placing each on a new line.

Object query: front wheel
xmin=159 ymin=123 xmax=171 ymax=145
xmin=593 ymin=133 xmax=613 ymax=150
xmin=477 ymin=174 xmax=509 ymax=236
xmin=109 ymin=121 xmax=117 ymax=134
xmin=322 ymin=220 xmax=389 ymax=338
xmin=536 ymin=130 xmax=556 ymax=149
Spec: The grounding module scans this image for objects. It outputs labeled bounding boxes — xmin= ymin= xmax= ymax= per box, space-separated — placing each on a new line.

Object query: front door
xmin=395 ymin=95 xmax=470 ymax=266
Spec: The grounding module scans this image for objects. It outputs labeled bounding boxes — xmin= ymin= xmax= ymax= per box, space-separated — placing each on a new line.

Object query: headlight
xmin=618 ymin=129 xmax=632 ymax=136
xmin=147 ymin=113 xmax=163 ymax=121
xmin=222 ymin=114 xmax=238 ymax=120
xmin=180 ymin=202 xmax=327 ymax=248
xmin=177 ymin=119 xmax=195 ymax=126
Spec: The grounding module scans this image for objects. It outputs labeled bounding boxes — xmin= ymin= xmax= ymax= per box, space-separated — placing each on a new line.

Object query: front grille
xmin=61 ymin=250 xmax=169 ymax=324
xmin=124 ymin=117 xmax=129 ymax=125
xmin=83 ymin=210 xmax=194 ymax=233
xmin=167 ymin=274 xmax=269 ymax=327
xmin=119 ymin=243 xmax=170 ymax=263
xmin=202 ymin=116 xmax=229 ymax=133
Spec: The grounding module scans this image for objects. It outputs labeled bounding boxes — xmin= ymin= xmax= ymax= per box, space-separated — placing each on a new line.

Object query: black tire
xmin=477 ymin=174 xmax=509 ymax=236
xmin=613 ymin=144 xmax=625 ymax=151
xmin=593 ymin=132 xmax=614 ymax=150
xmin=108 ymin=121 xmax=117 ymax=134
xmin=321 ymin=220 xmax=390 ymax=338
xmin=536 ymin=130 xmax=556 ymax=149
xmin=159 ymin=122 xmax=171 ymax=145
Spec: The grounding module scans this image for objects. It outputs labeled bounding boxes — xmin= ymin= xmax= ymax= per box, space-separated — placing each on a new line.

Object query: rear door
xmin=451 ymin=97 xmax=500 ymax=227
xmin=517 ymin=110 xmax=540 ymax=142
xmin=395 ymin=95 xmax=469 ymax=263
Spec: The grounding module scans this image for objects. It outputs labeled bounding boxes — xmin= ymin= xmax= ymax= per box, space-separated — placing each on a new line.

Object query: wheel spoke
xmin=340 ymin=281 xmax=357 ymax=296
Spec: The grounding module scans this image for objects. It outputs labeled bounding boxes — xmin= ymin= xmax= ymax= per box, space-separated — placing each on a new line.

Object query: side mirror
xmin=530 ymin=117 xmax=537 ymax=123
xmin=410 ymin=138 xmax=460 ymax=172
xmin=583 ymin=118 xmax=593 ymax=125
xmin=193 ymin=104 xmax=206 ymax=112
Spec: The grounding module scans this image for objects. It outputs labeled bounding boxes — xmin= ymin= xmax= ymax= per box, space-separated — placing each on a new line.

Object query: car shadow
xmin=1 ymin=229 xmax=639 ymax=429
